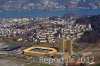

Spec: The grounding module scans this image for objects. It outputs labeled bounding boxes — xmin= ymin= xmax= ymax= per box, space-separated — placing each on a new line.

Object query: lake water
xmin=0 ymin=8 xmax=100 ymax=18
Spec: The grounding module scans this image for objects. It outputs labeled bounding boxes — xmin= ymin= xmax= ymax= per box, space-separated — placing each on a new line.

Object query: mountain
xmin=0 ymin=0 xmax=100 ymax=11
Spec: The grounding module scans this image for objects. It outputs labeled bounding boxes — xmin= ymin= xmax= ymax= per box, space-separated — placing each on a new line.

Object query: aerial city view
xmin=0 ymin=0 xmax=100 ymax=66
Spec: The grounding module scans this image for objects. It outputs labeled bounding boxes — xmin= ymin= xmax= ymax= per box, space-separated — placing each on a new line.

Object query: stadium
xmin=23 ymin=46 xmax=57 ymax=57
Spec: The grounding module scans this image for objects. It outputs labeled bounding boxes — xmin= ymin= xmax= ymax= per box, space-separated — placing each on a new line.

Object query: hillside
xmin=76 ymin=15 xmax=100 ymax=43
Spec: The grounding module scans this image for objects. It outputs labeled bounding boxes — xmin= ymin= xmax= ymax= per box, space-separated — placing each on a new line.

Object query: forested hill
xmin=75 ymin=15 xmax=100 ymax=43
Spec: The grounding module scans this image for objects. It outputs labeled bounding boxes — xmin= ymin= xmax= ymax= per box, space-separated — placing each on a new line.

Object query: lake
xmin=0 ymin=8 xmax=100 ymax=18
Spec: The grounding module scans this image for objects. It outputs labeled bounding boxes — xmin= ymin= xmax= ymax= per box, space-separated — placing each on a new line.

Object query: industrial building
xmin=59 ymin=38 xmax=73 ymax=55
xmin=1 ymin=45 xmax=21 ymax=51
